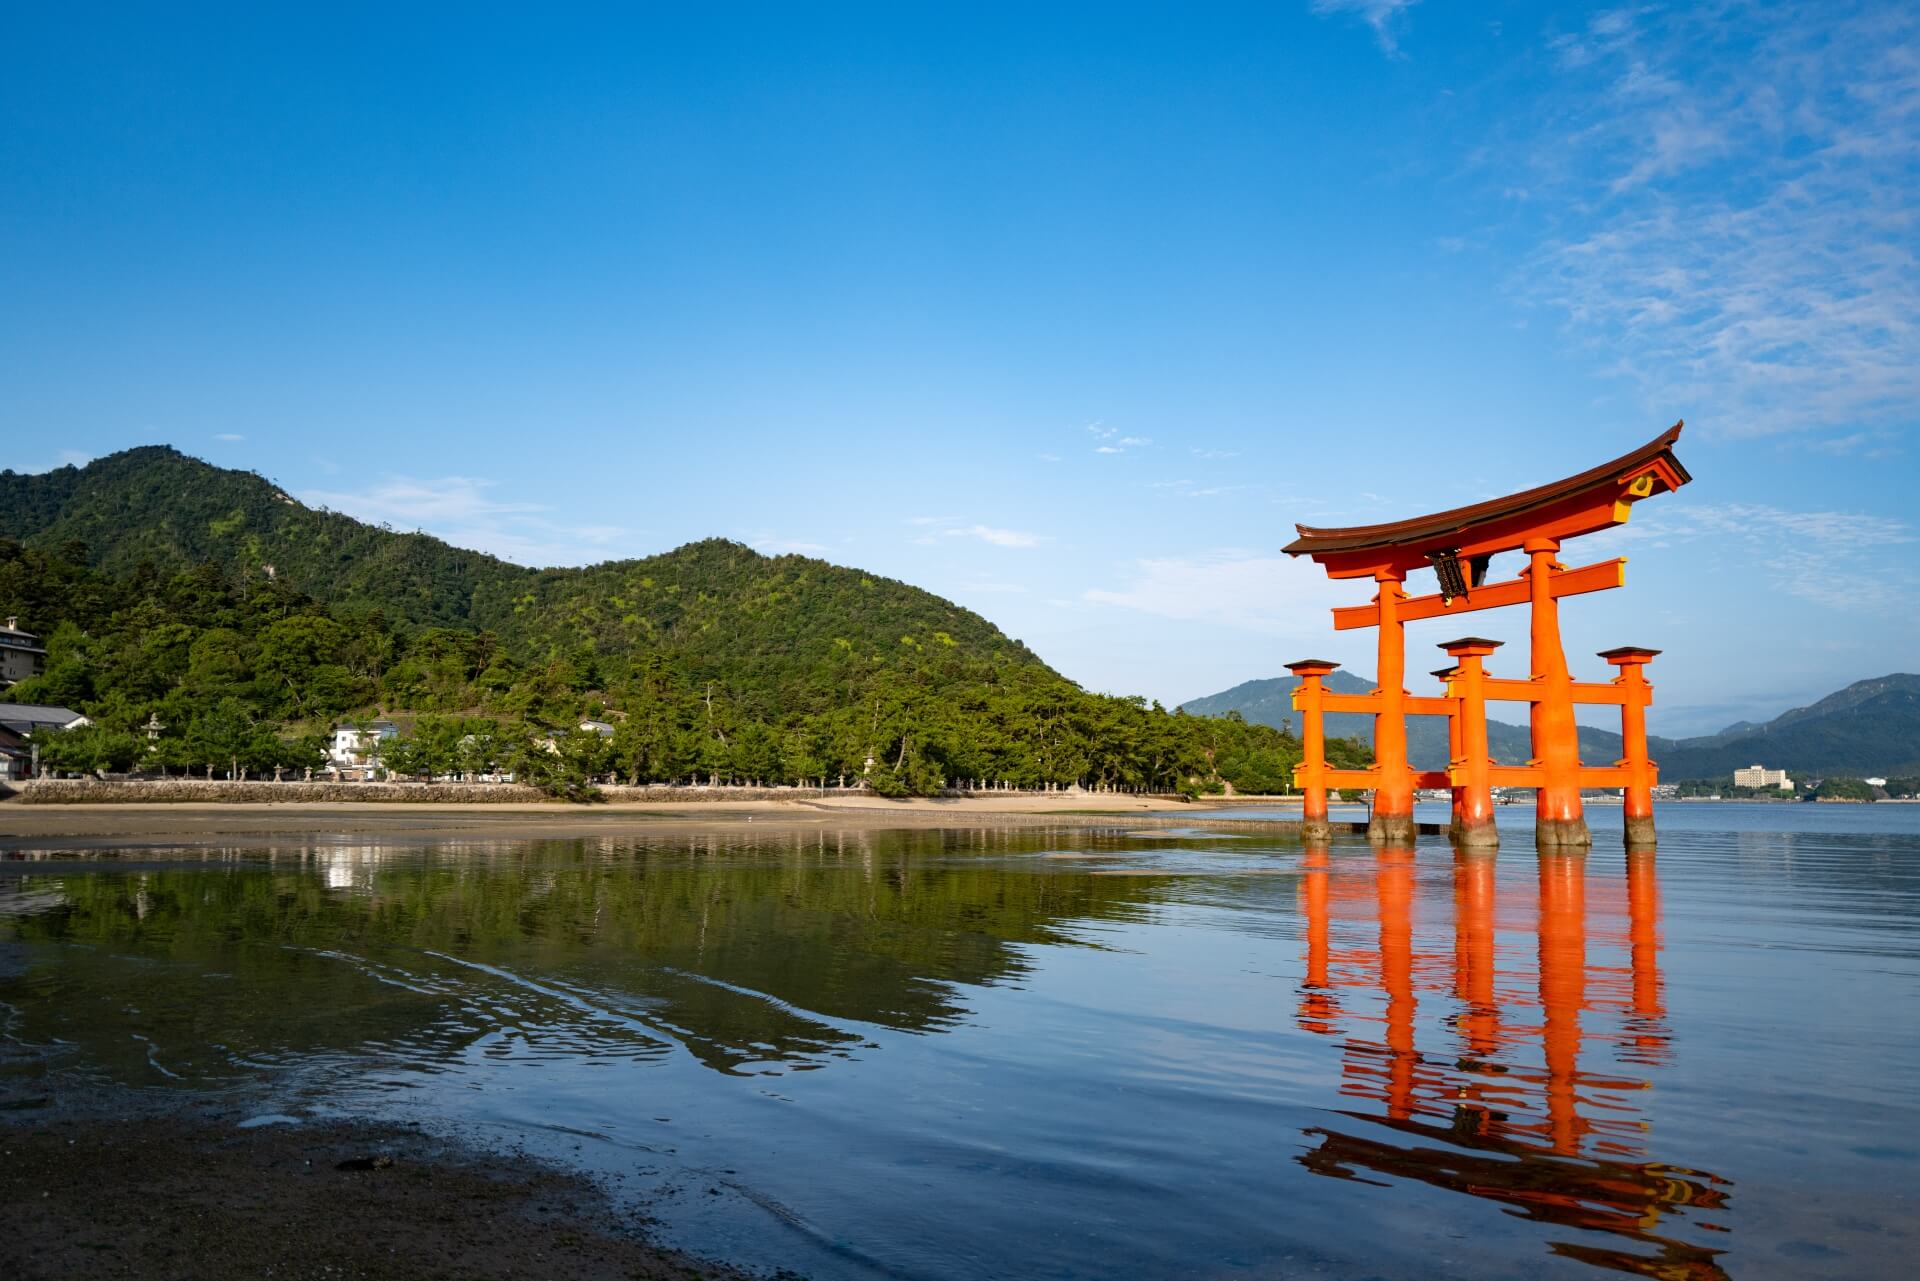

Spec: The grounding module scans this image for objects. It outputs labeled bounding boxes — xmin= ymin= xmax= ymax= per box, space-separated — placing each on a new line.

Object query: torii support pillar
xmin=1441 ymin=638 xmax=1503 ymax=849
xmin=1602 ymin=647 xmax=1661 ymax=849
xmin=1526 ymin=538 xmax=1591 ymax=849
xmin=1431 ymin=665 xmax=1464 ymax=836
xmin=1287 ymin=659 xmax=1340 ymax=843
xmin=1369 ymin=571 xmax=1417 ymax=845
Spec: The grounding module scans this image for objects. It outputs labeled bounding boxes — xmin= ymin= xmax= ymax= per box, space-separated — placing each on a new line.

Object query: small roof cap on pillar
xmin=1285 ymin=658 xmax=1341 ymax=674
xmin=1430 ymin=666 xmax=1458 ymax=679
xmin=1438 ymin=636 xmax=1504 ymax=653
xmin=1598 ymin=645 xmax=1662 ymax=662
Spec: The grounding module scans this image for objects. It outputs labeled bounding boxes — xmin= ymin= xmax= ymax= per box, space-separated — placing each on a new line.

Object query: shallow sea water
xmin=3 ymin=802 xmax=1918 ymax=1280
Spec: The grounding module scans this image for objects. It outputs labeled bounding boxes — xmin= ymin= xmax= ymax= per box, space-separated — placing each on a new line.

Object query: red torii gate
xmin=1282 ymin=424 xmax=1691 ymax=849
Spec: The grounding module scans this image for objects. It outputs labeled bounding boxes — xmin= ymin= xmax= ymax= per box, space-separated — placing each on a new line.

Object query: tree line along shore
xmin=2 ymin=538 xmax=1372 ymax=799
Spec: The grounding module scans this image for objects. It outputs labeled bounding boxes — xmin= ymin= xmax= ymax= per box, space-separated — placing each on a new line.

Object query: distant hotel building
xmin=1733 ymin=763 xmax=1793 ymax=791
xmin=0 ymin=617 xmax=47 ymax=688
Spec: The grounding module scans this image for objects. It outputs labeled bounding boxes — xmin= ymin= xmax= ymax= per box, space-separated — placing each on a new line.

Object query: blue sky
xmin=3 ymin=1 xmax=1915 ymax=735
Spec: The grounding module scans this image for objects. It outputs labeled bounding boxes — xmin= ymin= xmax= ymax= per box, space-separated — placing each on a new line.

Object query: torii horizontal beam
xmin=1332 ymin=558 xmax=1625 ymax=631
xmin=1312 ymin=764 xmax=1647 ymax=790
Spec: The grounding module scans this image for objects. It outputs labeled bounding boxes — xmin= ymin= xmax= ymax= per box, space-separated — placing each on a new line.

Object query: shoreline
xmin=0 ymin=793 xmax=1332 ymax=849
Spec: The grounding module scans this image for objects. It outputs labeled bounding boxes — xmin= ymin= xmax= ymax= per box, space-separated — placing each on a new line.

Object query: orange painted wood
xmin=1450 ymin=647 xmax=1496 ymax=832
xmin=1606 ymin=654 xmax=1658 ymax=823
xmin=1318 ymin=768 xmax=1451 ymax=790
xmin=1332 ymin=558 xmax=1626 ymax=631
xmin=1287 ymin=661 xmax=1339 ymax=825
xmin=1321 ymin=693 xmax=1458 ymax=716
xmin=1371 ymin=575 xmax=1415 ymax=821
xmin=1473 ymin=677 xmax=1638 ymax=706
xmin=1471 ymin=764 xmax=1651 ymax=788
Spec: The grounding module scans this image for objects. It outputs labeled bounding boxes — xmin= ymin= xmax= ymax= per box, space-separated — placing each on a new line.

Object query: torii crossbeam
xmin=1282 ymin=423 xmax=1691 ymax=849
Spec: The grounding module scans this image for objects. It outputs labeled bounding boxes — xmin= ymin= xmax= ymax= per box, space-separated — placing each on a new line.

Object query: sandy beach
xmin=0 ymin=792 xmax=1308 ymax=849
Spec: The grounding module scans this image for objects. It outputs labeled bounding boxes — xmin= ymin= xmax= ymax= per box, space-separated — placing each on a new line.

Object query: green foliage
xmin=0 ymin=462 xmax=1372 ymax=796
xmin=34 ymin=724 xmax=145 ymax=774
xmin=1811 ymin=776 xmax=1876 ymax=801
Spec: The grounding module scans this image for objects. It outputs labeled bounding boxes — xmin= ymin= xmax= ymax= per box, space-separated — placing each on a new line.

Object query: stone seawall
xmin=7 ymin=779 xmax=844 ymax=805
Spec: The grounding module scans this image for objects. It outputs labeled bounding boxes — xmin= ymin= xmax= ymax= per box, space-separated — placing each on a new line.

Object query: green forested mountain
xmin=0 ymin=447 xmax=1041 ymax=708
xmin=1 ymin=448 xmax=1366 ymax=794
xmin=1 ymin=446 xmax=510 ymax=630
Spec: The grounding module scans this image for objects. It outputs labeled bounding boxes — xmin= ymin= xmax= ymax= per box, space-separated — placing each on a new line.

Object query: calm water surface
xmin=4 ymin=804 xmax=1918 ymax=1279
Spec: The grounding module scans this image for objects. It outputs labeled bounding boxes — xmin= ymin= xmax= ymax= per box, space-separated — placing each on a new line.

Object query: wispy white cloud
xmin=307 ymin=475 xmax=541 ymax=525
xmin=1803 ymin=430 xmax=1900 ymax=458
xmin=302 ymin=475 xmax=635 ymax=567
xmin=1086 ymin=423 xmax=1151 ymax=455
xmin=1514 ymin=2 xmax=1920 ymax=446
xmin=214 ymin=433 xmax=245 ymax=442
xmin=908 ymin=516 xmax=1044 ymax=548
xmin=752 ymin=537 xmax=830 ymax=556
xmin=1311 ymin=0 xmax=1423 ymax=56
xmin=949 ymin=523 xmax=1042 ymax=548
xmin=1153 ymin=478 xmax=1249 ymax=500
xmin=8 ymin=449 xmax=93 ymax=474
xmin=1085 ymin=549 xmax=1354 ymax=640
xmin=1191 ymin=447 xmax=1240 ymax=461
xmin=1589 ymin=499 xmax=1915 ymax=611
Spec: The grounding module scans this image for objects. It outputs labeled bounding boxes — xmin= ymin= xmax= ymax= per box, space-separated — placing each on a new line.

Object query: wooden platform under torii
xmin=1282 ymin=424 xmax=1691 ymax=849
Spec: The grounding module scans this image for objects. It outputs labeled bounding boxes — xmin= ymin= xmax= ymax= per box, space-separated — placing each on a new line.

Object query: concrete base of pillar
xmin=1452 ymin=819 xmax=1500 ymax=849
xmin=1368 ymin=812 xmax=1417 ymax=845
xmin=1623 ymin=814 xmax=1657 ymax=848
xmin=1301 ymin=819 xmax=1335 ymax=843
xmin=1535 ymin=817 xmax=1593 ymax=848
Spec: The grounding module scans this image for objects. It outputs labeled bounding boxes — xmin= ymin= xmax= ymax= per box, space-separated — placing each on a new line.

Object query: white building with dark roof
xmin=0 ymin=702 xmax=89 ymax=781
xmin=0 ymin=703 xmax=89 ymax=736
xmin=0 ymin=617 xmax=47 ymax=688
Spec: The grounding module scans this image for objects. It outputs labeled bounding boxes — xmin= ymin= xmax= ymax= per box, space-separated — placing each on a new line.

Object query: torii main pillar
xmin=1526 ymin=537 xmax=1589 ymax=847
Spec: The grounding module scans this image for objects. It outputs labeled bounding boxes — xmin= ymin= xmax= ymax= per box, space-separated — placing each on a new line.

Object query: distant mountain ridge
xmin=1652 ymin=674 xmax=1920 ymax=779
xmin=1183 ymin=672 xmax=1920 ymax=778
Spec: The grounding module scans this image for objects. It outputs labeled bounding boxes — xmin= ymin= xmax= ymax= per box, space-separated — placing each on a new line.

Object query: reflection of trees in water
xmin=0 ymin=827 xmax=1171 ymax=1081
xmin=1295 ymin=846 xmax=1733 ymax=1280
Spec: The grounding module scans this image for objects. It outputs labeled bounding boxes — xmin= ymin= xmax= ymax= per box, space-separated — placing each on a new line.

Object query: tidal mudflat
xmin=4 ymin=804 xmax=1917 ymax=1279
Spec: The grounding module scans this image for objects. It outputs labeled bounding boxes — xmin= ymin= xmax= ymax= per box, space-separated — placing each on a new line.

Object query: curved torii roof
xmin=1284 ymin=423 xmax=1690 ymax=578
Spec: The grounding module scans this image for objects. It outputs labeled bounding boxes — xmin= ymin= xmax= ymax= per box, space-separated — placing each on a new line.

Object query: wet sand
xmin=0 ymin=793 xmax=1278 ymax=849
xmin=1 ymin=1107 xmax=755 ymax=1281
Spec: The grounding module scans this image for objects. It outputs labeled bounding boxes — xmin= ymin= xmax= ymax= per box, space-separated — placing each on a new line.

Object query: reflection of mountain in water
xmin=0 ymin=828 xmax=1172 ymax=1081
xmin=1295 ymin=847 xmax=1733 ymax=1280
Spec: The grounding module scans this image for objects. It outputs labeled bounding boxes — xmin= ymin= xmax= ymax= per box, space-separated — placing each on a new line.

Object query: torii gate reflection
xmin=1295 ymin=846 xmax=1732 ymax=1280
